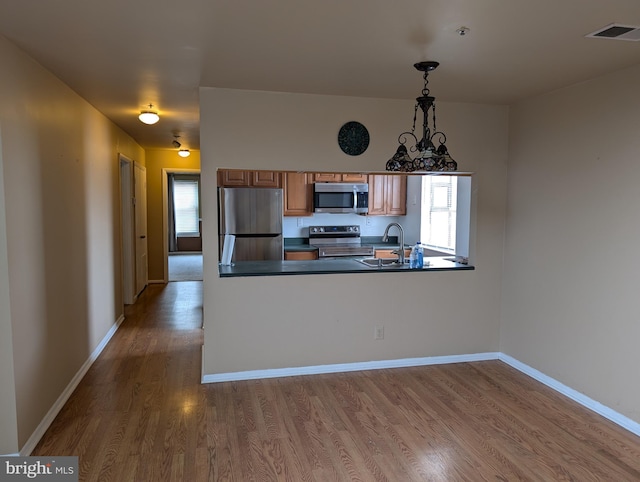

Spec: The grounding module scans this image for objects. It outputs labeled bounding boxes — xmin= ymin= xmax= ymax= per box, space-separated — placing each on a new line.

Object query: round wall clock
xmin=338 ymin=121 xmax=370 ymax=156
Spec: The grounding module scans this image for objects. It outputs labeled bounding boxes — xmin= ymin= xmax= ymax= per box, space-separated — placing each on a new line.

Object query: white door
xmin=120 ymin=157 xmax=135 ymax=304
xmin=134 ymin=163 xmax=148 ymax=296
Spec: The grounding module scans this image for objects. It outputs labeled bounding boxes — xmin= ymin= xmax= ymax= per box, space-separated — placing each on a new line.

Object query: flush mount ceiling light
xmin=172 ymin=135 xmax=190 ymax=157
xmin=138 ymin=104 xmax=160 ymax=125
xmin=386 ymin=61 xmax=457 ymax=172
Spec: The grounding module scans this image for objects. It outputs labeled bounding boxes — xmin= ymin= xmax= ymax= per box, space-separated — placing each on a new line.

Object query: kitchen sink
xmin=356 ymin=258 xmax=411 ymax=269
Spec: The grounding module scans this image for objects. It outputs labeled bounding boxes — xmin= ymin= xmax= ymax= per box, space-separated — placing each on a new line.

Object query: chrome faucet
xmin=382 ymin=222 xmax=405 ymax=264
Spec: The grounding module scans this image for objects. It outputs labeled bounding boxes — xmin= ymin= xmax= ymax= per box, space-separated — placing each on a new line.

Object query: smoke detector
xmin=586 ymin=23 xmax=640 ymax=41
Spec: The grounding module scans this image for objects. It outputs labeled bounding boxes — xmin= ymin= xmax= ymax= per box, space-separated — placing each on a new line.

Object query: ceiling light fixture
xmin=178 ymin=149 xmax=191 ymax=158
xmin=386 ymin=61 xmax=457 ymax=172
xmin=138 ymin=104 xmax=160 ymax=125
xmin=172 ymin=139 xmax=181 ymax=149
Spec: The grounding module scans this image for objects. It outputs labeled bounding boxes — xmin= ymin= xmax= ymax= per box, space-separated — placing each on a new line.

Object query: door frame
xmin=119 ymin=154 xmax=136 ymax=305
xmin=162 ymin=168 xmax=201 ymax=283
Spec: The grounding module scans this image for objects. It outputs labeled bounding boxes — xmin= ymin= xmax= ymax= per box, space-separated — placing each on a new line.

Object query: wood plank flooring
xmin=33 ymin=282 xmax=640 ymax=481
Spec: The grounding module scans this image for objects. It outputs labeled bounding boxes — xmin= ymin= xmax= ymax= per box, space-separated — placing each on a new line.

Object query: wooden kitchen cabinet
xmin=251 ymin=170 xmax=281 ymax=187
xmin=313 ymin=173 xmax=368 ymax=183
xmin=217 ymin=169 xmax=281 ymax=188
xmin=313 ymin=173 xmax=341 ymax=182
xmin=341 ymin=173 xmax=368 ymax=182
xmin=218 ymin=169 xmax=251 ymax=186
xmin=367 ymin=175 xmax=407 ymax=216
xmin=284 ymin=250 xmax=318 ymax=260
xmin=283 ymin=172 xmax=313 ymax=216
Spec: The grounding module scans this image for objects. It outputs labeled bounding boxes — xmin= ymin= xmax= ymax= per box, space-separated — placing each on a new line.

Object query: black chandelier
xmin=386 ymin=61 xmax=457 ymax=172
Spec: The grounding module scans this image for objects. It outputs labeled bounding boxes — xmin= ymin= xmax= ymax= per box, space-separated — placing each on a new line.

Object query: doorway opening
xmin=162 ymin=169 xmax=202 ymax=282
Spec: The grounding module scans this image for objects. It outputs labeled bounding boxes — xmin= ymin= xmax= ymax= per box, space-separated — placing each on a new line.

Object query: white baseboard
xmin=202 ymin=351 xmax=640 ymax=438
xmin=20 ymin=314 xmax=126 ymax=456
xmin=201 ymin=352 xmax=501 ymax=383
xmin=498 ymin=353 xmax=640 ymax=438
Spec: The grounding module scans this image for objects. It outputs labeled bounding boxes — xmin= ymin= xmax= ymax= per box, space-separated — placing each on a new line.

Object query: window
xmin=173 ymin=179 xmax=200 ymax=236
xmin=421 ymin=175 xmax=457 ymax=252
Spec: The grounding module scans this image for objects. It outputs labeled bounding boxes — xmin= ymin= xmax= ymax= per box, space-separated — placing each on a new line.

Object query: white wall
xmin=201 ymin=88 xmax=508 ymax=375
xmin=0 ymin=34 xmax=144 ymax=451
xmin=502 ymin=63 xmax=640 ymax=424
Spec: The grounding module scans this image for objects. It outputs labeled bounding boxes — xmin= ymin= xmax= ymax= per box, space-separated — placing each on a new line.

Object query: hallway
xmin=32 ymin=282 xmax=205 ymax=480
xmin=31 ymin=283 xmax=640 ymax=481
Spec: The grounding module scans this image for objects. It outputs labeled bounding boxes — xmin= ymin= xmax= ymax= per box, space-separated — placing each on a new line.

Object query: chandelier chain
xmin=432 ymin=102 xmax=437 ymax=134
xmin=422 ymin=72 xmax=430 ymax=97
xmin=411 ymin=103 xmax=418 ymax=136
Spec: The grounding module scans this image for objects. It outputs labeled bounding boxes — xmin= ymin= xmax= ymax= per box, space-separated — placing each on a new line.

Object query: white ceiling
xmin=1 ymin=0 xmax=639 ymax=150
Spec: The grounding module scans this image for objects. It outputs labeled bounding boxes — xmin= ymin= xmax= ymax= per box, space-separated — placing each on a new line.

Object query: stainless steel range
xmin=308 ymin=225 xmax=374 ymax=258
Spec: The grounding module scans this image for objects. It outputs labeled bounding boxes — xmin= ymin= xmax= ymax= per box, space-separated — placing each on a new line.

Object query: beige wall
xmin=502 ymin=64 xmax=640 ymax=424
xmin=201 ymin=88 xmax=508 ymax=375
xmin=145 ymin=149 xmax=201 ymax=282
xmin=0 ymin=127 xmax=18 ymax=454
xmin=0 ymin=34 xmax=144 ymax=451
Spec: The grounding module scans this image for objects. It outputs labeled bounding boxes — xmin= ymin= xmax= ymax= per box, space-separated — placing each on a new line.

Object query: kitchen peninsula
xmin=218 ymin=256 xmax=473 ymax=277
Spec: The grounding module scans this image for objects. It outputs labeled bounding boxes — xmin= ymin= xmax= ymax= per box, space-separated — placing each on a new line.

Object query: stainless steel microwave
xmin=313 ymin=183 xmax=368 ymax=214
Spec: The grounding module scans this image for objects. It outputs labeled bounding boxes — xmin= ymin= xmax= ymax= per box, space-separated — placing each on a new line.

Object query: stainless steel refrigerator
xmin=218 ymin=187 xmax=283 ymax=261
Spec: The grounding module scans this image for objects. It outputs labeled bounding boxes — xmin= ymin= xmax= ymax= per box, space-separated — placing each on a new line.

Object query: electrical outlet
xmin=297 ymin=217 xmax=304 ymax=227
xmin=374 ymin=325 xmax=384 ymax=340
xmin=366 ymin=216 xmax=372 ymax=227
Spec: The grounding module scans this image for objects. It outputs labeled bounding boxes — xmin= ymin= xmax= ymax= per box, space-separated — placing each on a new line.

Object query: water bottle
xmin=409 ymin=245 xmax=417 ymax=268
xmin=416 ymin=242 xmax=424 ymax=268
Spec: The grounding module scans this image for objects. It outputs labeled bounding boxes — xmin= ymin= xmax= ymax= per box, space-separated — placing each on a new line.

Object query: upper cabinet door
xmin=367 ymin=175 xmax=388 ymax=215
xmin=284 ymin=172 xmax=313 ymax=216
xmin=341 ymin=174 xmax=368 ymax=183
xmin=385 ymin=175 xmax=407 ymax=216
xmin=313 ymin=173 xmax=341 ymax=182
xmin=367 ymin=175 xmax=407 ymax=216
xmin=218 ymin=170 xmax=251 ymax=186
xmin=252 ymin=171 xmax=281 ymax=188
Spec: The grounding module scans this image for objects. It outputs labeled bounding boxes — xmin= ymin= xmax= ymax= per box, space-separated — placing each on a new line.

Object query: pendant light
xmin=386 ymin=61 xmax=457 ymax=172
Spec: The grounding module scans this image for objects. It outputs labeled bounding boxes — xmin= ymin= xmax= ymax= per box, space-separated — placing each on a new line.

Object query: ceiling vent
xmin=586 ymin=23 xmax=640 ymax=41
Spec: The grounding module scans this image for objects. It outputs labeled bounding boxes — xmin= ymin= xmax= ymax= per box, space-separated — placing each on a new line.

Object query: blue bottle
xmin=409 ymin=245 xmax=417 ymax=268
xmin=415 ymin=242 xmax=424 ymax=269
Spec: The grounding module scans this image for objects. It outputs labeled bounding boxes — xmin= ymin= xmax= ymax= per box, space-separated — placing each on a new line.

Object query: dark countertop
xmin=219 ymin=256 xmax=473 ymax=277
xmin=283 ymin=237 xmax=413 ymax=253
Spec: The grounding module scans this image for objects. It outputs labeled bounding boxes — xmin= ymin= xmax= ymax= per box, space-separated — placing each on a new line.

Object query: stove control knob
xmin=347 ymin=226 xmax=353 ymax=232
xmin=353 ymin=226 xmax=359 ymax=232
xmin=310 ymin=227 xmax=317 ymax=233
xmin=319 ymin=227 xmax=324 ymax=232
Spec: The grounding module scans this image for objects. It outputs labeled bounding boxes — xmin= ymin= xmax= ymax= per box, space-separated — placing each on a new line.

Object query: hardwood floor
xmin=33 ymin=283 xmax=640 ymax=481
